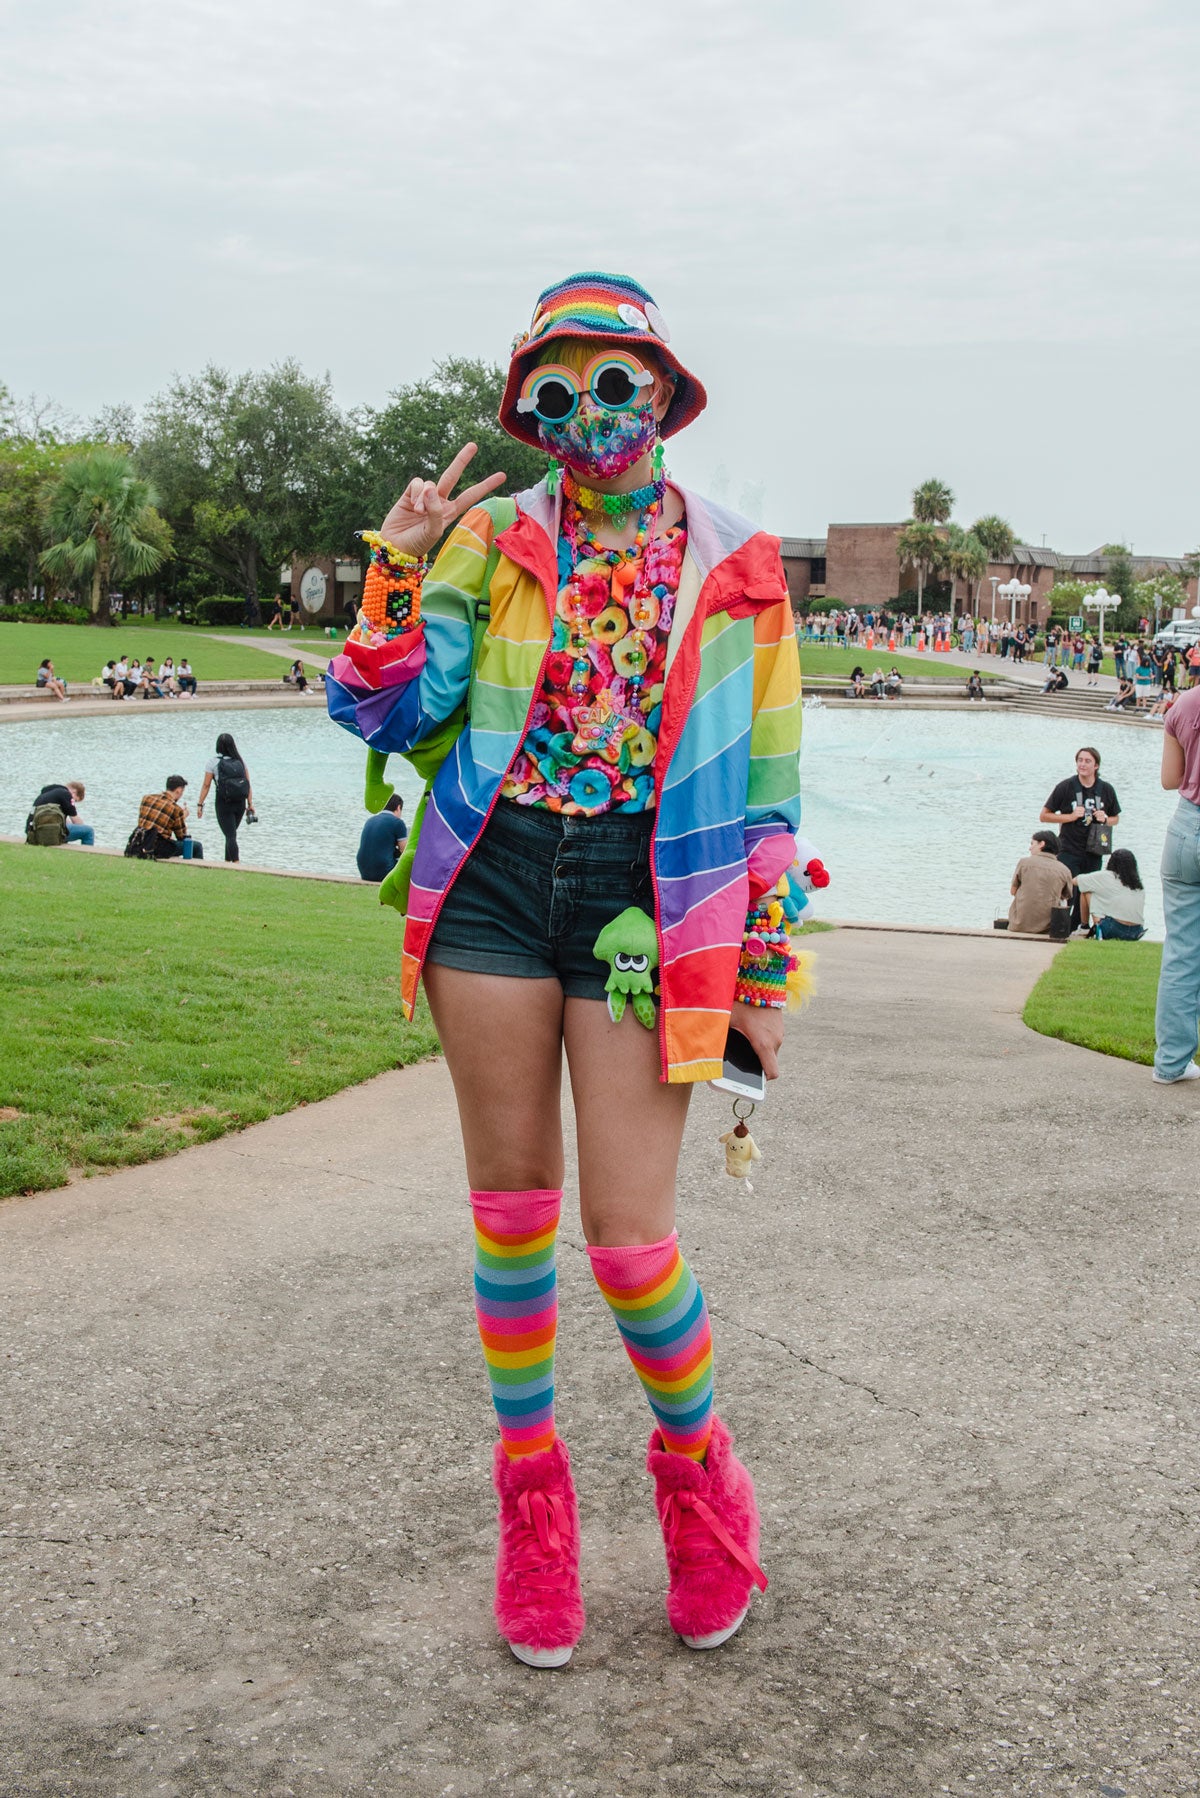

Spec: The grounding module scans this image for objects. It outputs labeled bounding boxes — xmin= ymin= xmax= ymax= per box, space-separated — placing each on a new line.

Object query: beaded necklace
xmin=562 ymin=485 xmax=659 ymax=725
xmin=567 ymin=473 xmax=666 ymax=522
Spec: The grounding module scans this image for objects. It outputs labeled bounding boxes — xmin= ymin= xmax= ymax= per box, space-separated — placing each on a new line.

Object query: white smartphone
xmin=708 ymin=1027 xmax=767 ymax=1102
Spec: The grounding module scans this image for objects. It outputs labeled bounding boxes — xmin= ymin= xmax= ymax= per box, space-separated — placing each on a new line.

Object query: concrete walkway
xmin=2 ymin=931 xmax=1197 ymax=1797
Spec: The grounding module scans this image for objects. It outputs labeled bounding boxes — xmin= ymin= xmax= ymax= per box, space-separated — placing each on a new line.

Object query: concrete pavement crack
xmin=709 ymin=1310 xmax=923 ymax=1417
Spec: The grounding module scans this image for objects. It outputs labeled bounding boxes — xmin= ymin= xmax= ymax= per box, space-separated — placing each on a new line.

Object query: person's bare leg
xmin=423 ymin=963 xmax=566 ymax=1190
xmin=563 ymin=997 xmax=691 ymax=1244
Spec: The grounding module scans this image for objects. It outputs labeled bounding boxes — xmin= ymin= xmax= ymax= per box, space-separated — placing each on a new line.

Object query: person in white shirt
xmin=1075 ymin=850 xmax=1146 ymax=940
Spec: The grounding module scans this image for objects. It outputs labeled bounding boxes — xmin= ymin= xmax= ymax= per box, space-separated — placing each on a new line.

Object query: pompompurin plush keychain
xmin=716 ymin=853 xmax=824 ymax=1187
xmin=719 ymin=1099 xmax=762 ymax=1190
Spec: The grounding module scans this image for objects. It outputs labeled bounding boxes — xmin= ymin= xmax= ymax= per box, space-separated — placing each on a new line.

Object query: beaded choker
xmin=563 ymin=471 xmax=666 ymax=523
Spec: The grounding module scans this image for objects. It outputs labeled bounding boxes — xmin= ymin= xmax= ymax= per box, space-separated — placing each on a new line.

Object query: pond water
xmin=1 ymin=703 xmax=1175 ymax=937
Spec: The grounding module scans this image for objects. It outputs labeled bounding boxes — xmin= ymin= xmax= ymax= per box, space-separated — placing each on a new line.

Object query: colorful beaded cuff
xmin=355 ymin=533 xmax=429 ymax=640
xmin=734 ymin=893 xmax=798 ymax=1010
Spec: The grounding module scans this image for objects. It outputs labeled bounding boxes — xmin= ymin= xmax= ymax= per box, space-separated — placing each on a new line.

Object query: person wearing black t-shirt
xmin=1040 ymin=745 xmax=1121 ymax=924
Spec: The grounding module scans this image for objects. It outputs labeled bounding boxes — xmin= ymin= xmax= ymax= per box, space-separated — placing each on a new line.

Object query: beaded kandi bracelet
xmin=734 ymin=892 xmax=798 ymax=1010
xmin=357 ymin=532 xmax=429 ymax=638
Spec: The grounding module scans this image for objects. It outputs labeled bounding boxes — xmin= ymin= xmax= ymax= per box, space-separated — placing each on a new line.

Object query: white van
xmin=1153 ymin=619 xmax=1200 ymax=651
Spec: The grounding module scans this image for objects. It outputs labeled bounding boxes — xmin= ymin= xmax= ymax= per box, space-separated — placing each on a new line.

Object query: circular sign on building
xmin=299 ymin=567 xmax=328 ymax=613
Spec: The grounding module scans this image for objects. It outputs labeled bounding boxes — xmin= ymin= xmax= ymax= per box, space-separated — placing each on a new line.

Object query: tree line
xmin=0 ymin=360 xmax=546 ymax=625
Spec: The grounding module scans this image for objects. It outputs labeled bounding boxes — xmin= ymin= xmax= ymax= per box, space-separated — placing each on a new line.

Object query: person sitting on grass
xmin=133 ymin=776 xmax=204 ymax=860
xmin=176 ymin=658 xmax=197 ymax=696
xmin=1008 ymin=830 xmax=1073 ymax=934
xmin=35 ymin=658 xmax=69 ymax=701
xmin=26 ymin=779 xmax=86 ymax=845
xmin=63 ymin=780 xmax=94 ymax=846
xmin=356 ymin=794 xmax=407 ymax=882
xmin=1075 ymin=849 xmax=1146 ymax=941
xmin=966 ymin=670 xmax=985 ymax=702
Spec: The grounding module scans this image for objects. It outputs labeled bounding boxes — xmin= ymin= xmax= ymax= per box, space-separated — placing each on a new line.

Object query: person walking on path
xmin=1041 ymin=747 xmax=1121 ymax=926
xmin=196 ymin=732 xmax=255 ymax=863
xmin=1153 ymin=684 xmax=1200 ymax=1082
xmin=326 ymin=271 xmax=802 ymax=1670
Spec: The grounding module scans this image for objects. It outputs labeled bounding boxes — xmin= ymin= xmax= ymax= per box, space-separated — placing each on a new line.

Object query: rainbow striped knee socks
xmin=587 ymin=1233 xmax=714 ymax=1460
xmin=470 ymin=1188 xmax=561 ymax=1459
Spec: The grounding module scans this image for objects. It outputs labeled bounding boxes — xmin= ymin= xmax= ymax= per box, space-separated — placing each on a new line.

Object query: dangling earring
xmin=545 ymin=458 xmax=560 ymax=496
xmin=652 ymin=439 xmax=665 ymax=480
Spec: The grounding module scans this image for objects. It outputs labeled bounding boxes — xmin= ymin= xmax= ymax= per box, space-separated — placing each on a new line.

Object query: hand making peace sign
xmin=377 ymin=443 xmax=508 ymax=561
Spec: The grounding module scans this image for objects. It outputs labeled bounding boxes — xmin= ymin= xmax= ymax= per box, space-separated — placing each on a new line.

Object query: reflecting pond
xmin=1 ymin=703 xmax=1175 ymax=937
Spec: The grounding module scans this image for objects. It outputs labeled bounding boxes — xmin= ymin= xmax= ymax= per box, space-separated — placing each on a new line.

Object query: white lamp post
xmin=998 ymin=577 xmax=1032 ymax=624
xmin=1084 ymin=587 xmax=1120 ymax=650
xmin=989 ymin=574 xmax=1000 ymax=623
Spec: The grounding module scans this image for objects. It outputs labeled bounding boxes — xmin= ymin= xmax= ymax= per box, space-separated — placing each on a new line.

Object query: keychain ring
xmin=732 ymin=1097 xmax=757 ymax=1122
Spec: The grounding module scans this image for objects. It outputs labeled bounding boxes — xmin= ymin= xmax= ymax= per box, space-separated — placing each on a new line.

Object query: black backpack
xmin=216 ymin=755 xmax=250 ymax=802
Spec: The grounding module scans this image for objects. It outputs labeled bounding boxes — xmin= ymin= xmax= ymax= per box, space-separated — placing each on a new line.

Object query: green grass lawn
xmin=0 ymin=622 xmax=315 ymax=685
xmin=1023 ymin=939 xmax=1160 ymax=1064
xmin=797 ymin=644 xmax=984 ymax=682
xmin=0 ymin=845 xmax=438 ymax=1199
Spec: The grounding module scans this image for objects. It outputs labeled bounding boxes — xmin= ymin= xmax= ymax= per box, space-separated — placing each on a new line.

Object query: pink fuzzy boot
xmin=492 ymin=1437 xmax=585 ymax=1668
xmin=647 ymin=1414 xmax=768 ymax=1649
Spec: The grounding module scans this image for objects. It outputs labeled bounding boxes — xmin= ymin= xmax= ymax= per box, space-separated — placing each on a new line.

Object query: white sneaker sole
xmin=680 ymin=1605 xmax=750 ymax=1650
xmin=508 ymin=1640 xmax=574 ymax=1669
xmin=1152 ymin=1064 xmax=1200 ymax=1084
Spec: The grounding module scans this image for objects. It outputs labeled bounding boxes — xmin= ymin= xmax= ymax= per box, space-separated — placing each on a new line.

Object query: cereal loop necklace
xmin=562 ymin=482 xmax=660 ymax=707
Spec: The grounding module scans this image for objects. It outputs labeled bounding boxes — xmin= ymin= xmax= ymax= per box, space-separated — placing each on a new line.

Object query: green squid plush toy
xmin=593 ymin=907 xmax=659 ymax=1029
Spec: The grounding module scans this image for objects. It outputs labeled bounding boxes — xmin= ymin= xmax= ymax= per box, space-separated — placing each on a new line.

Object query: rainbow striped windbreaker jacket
xmin=326 ymin=480 xmax=802 ymax=1084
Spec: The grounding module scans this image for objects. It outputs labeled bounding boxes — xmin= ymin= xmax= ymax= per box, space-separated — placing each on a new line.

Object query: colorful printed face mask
xmin=521 ymin=350 xmax=660 ymax=479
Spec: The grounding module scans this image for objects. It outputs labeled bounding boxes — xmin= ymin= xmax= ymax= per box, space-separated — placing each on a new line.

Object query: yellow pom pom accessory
xmin=786 ymin=949 xmax=817 ymax=1010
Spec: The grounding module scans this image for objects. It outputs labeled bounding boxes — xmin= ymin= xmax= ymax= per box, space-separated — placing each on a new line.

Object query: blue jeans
xmin=1155 ymin=796 xmax=1200 ymax=1078
xmin=1094 ymin=917 xmax=1145 ymax=941
xmin=66 ymin=823 xmax=94 ymax=846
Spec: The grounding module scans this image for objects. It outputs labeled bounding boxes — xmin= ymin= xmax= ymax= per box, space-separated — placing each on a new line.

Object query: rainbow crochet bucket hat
xmin=499 ymin=271 xmax=708 ymax=450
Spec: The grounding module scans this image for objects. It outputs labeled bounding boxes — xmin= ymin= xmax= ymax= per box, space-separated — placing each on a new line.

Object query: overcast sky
xmin=3 ymin=0 xmax=1197 ymax=552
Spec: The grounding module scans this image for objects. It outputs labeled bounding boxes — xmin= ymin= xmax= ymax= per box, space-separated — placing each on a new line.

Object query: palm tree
xmin=912 ymin=478 xmax=954 ymax=524
xmin=896 ymin=520 xmax=946 ymax=611
xmin=41 ymin=448 xmax=171 ymax=624
xmin=970 ymin=514 xmax=1016 ymax=561
xmin=946 ymin=526 xmax=987 ymax=615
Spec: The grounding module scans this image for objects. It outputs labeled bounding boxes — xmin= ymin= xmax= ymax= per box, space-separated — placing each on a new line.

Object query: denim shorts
xmin=426 ymin=799 xmax=655 ymax=1000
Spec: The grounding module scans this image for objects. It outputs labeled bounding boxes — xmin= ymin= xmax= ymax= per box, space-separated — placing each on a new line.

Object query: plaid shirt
xmin=137 ymin=791 xmax=187 ymax=841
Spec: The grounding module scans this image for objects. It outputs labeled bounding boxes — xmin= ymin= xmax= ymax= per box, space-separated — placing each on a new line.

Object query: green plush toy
xmin=593 ymin=907 xmax=659 ymax=1029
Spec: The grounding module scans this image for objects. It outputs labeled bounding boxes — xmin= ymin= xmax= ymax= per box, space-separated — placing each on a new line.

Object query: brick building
xmin=780 ymin=528 xmax=1196 ymax=626
xmin=282 ymin=554 xmax=363 ymax=623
